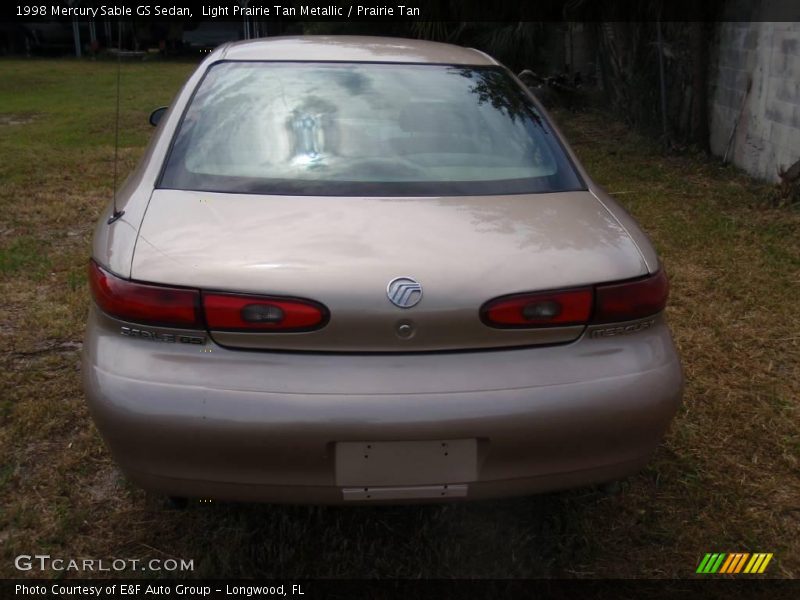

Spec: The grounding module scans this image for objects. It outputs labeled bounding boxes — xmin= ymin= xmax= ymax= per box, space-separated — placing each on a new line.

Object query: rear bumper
xmin=83 ymin=307 xmax=683 ymax=504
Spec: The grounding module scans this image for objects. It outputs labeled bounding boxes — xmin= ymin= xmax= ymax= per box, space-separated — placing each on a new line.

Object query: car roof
xmin=219 ymin=35 xmax=498 ymax=66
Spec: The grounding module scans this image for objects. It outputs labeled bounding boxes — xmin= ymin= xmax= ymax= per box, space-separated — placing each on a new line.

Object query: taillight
xmin=594 ymin=270 xmax=668 ymax=324
xmin=202 ymin=293 xmax=328 ymax=331
xmin=481 ymin=288 xmax=593 ymax=327
xmin=88 ymin=260 xmax=200 ymax=328
xmin=481 ymin=270 xmax=669 ymax=328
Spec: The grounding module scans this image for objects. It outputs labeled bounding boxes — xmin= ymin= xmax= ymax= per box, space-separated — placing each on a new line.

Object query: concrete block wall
xmin=709 ymin=17 xmax=800 ymax=182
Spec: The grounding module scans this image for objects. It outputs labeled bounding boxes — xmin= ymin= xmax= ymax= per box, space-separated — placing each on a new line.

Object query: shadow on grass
xmin=135 ymin=488 xmax=616 ymax=578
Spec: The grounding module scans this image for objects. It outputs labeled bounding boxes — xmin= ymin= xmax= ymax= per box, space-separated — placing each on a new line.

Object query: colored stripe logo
xmin=696 ymin=553 xmax=773 ymax=574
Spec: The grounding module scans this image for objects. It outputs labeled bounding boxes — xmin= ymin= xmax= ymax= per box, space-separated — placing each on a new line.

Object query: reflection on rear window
xmin=159 ymin=62 xmax=585 ymax=196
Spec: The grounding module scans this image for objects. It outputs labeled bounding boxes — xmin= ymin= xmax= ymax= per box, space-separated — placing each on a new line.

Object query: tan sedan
xmin=83 ymin=36 xmax=683 ymax=504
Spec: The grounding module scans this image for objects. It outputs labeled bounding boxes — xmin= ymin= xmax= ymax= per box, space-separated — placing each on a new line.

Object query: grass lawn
xmin=0 ymin=58 xmax=798 ymax=579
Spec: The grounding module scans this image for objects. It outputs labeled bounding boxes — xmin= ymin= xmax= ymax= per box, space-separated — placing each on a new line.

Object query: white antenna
xmin=108 ymin=20 xmax=124 ymax=224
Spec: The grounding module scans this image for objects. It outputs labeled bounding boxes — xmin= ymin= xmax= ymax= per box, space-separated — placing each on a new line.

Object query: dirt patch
xmin=88 ymin=466 xmax=124 ymax=504
xmin=0 ymin=113 xmax=38 ymax=126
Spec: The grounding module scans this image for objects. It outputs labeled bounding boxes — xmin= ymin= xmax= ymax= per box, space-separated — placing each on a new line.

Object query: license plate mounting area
xmin=335 ymin=439 xmax=478 ymax=487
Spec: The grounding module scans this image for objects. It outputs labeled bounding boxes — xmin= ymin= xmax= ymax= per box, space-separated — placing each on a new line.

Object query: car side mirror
xmin=149 ymin=106 xmax=168 ymax=127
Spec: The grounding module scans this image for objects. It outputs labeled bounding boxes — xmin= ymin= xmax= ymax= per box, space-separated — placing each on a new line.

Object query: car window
xmin=159 ymin=62 xmax=585 ymax=196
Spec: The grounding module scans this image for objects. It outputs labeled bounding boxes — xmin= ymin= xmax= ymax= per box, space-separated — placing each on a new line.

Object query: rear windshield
xmin=159 ymin=62 xmax=585 ymax=196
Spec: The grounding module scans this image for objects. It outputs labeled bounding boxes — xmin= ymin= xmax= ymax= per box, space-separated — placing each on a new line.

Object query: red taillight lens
xmin=594 ymin=270 xmax=669 ymax=324
xmin=88 ymin=260 xmax=200 ymax=328
xmin=482 ymin=288 xmax=593 ymax=327
xmin=481 ymin=271 xmax=669 ymax=329
xmin=202 ymin=293 xmax=328 ymax=331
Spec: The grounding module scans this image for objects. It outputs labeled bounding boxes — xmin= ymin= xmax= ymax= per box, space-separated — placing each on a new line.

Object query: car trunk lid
xmin=132 ymin=189 xmax=647 ymax=351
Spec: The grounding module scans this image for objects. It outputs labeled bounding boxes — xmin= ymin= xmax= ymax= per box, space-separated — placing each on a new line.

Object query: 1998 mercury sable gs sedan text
xmin=83 ymin=36 xmax=683 ymax=504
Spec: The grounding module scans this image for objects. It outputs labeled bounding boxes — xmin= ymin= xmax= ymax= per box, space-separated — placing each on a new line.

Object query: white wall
xmin=710 ymin=20 xmax=800 ymax=182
